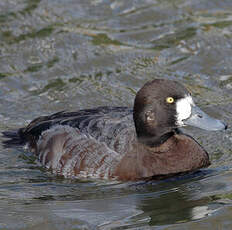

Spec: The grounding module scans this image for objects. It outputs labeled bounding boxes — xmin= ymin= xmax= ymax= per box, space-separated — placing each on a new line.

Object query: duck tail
xmin=1 ymin=128 xmax=27 ymax=148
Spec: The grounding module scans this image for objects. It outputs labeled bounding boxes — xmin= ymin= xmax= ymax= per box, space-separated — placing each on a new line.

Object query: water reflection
xmin=48 ymin=170 xmax=232 ymax=228
xmin=1 ymin=169 xmax=231 ymax=229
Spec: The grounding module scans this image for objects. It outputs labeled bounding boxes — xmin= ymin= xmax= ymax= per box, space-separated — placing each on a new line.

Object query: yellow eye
xmin=166 ymin=97 xmax=174 ymax=104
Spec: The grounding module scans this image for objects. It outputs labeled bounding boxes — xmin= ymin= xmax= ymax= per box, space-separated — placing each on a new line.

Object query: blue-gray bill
xmin=183 ymin=105 xmax=227 ymax=131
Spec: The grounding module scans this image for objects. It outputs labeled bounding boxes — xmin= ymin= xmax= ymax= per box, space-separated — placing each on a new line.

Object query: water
xmin=0 ymin=0 xmax=232 ymax=229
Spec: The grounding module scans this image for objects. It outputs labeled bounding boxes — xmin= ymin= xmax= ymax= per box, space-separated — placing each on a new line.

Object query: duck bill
xmin=183 ymin=106 xmax=227 ymax=131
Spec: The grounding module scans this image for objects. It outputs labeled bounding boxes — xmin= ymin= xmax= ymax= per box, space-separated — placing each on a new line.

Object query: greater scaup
xmin=2 ymin=79 xmax=227 ymax=181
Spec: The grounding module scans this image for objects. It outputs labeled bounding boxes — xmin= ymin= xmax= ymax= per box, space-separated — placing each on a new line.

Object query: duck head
xmin=133 ymin=79 xmax=227 ymax=147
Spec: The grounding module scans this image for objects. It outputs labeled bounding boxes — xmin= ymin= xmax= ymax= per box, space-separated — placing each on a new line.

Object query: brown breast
xmin=113 ymin=134 xmax=210 ymax=181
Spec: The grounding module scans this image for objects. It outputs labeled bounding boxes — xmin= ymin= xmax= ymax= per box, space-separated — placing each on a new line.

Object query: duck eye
xmin=166 ymin=97 xmax=174 ymax=104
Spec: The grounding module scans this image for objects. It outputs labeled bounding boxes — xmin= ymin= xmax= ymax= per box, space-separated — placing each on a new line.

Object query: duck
xmin=2 ymin=79 xmax=227 ymax=181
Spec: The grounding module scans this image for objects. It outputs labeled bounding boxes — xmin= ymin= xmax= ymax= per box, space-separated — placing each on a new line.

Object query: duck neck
xmin=137 ymin=130 xmax=175 ymax=147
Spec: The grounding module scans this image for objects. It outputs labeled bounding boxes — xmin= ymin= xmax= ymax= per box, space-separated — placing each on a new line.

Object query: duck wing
xmin=2 ymin=106 xmax=135 ymax=179
xmin=2 ymin=106 xmax=134 ymax=150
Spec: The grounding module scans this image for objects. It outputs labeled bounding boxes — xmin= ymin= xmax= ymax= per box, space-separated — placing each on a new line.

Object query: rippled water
xmin=1 ymin=0 xmax=232 ymax=229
